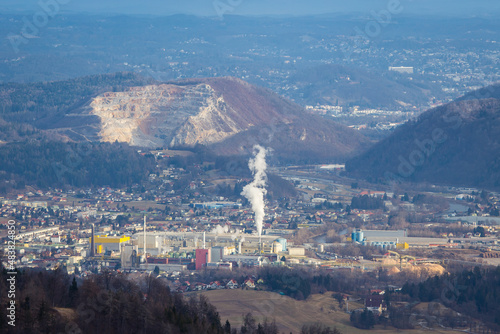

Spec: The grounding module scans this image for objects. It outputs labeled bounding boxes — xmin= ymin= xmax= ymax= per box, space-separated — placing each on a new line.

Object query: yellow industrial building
xmin=90 ymin=235 xmax=131 ymax=254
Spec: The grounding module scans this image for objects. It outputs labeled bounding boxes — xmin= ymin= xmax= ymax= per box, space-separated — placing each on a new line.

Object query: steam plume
xmin=241 ymin=145 xmax=268 ymax=237
xmin=211 ymin=225 xmax=229 ymax=235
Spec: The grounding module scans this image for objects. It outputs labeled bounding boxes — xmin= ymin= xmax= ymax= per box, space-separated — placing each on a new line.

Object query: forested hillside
xmin=346 ymin=83 xmax=500 ymax=190
xmin=0 ymin=72 xmax=154 ymax=129
xmin=401 ymin=266 xmax=500 ymax=329
xmin=0 ymin=268 xmax=226 ymax=334
xmin=0 ymin=141 xmax=155 ymax=191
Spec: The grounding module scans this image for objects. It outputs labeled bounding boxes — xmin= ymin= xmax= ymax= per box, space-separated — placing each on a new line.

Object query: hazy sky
xmin=1 ymin=0 xmax=499 ymax=17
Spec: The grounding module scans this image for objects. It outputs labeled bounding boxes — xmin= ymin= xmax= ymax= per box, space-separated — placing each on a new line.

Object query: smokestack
xmin=203 ymin=232 xmax=206 ymax=249
xmin=90 ymin=223 xmax=95 ymax=257
xmin=143 ymin=216 xmax=147 ymax=257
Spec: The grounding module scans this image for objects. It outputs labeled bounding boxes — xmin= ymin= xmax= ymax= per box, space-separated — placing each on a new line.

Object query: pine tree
xmin=224 ymin=319 xmax=231 ymax=334
xmin=68 ymin=276 xmax=78 ymax=307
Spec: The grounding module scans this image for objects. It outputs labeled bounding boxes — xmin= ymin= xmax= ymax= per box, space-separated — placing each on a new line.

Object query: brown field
xmin=200 ymin=289 xmax=465 ymax=334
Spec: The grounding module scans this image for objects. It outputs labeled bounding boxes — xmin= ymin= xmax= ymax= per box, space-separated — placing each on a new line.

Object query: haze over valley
xmin=1 ymin=2 xmax=500 ymax=334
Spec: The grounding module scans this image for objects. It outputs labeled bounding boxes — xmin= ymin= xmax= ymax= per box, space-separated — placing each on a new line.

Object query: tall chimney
xmin=143 ymin=216 xmax=147 ymax=257
xmin=203 ymin=232 xmax=206 ymax=249
xmin=90 ymin=223 xmax=95 ymax=257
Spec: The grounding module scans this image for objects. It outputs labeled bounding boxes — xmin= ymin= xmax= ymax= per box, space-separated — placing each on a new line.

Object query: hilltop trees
xmin=401 ymin=266 xmax=500 ymax=329
xmin=350 ymin=308 xmax=376 ymax=329
xmin=0 ymin=141 xmax=155 ymax=191
xmin=0 ymin=268 xmax=226 ymax=334
xmin=350 ymin=195 xmax=386 ymax=210
xmin=0 ymin=266 xmax=292 ymax=334
xmin=0 ymin=72 xmax=154 ymax=127
xmin=258 ymin=267 xmax=312 ymax=300
xmin=301 ymin=323 xmax=342 ymax=334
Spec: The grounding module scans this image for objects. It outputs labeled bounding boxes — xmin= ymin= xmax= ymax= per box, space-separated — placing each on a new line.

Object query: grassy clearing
xmin=200 ymin=289 xmax=465 ymax=334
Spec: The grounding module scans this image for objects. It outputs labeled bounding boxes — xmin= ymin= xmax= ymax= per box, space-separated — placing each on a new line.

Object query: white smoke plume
xmin=241 ymin=145 xmax=268 ymax=237
xmin=230 ymin=229 xmax=243 ymax=241
xmin=211 ymin=225 xmax=230 ymax=235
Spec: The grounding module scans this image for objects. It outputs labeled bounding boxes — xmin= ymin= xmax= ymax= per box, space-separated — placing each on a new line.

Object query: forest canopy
xmin=0 ymin=141 xmax=156 ymax=191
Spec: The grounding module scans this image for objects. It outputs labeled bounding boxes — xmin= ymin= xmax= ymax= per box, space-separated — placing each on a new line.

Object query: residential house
xmin=244 ymin=279 xmax=255 ymax=289
xmin=194 ymin=283 xmax=207 ymax=291
xmin=226 ymin=279 xmax=238 ymax=289
xmin=365 ymin=295 xmax=387 ymax=314
xmin=208 ymin=281 xmax=222 ymax=290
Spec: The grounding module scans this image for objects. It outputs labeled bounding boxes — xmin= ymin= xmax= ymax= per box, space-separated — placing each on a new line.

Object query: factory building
xmin=288 ymin=247 xmax=306 ymax=256
xmin=222 ymin=255 xmax=269 ymax=267
xmin=272 ymin=241 xmax=283 ymax=253
xmin=192 ymin=202 xmax=241 ymax=210
xmin=351 ymin=229 xmax=407 ymax=244
xmin=206 ymin=262 xmax=233 ymax=270
xmin=15 ymin=226 xmax=60 ymax=241
xmin=121 ymin=244 xmax=139 ymax=268
xmin=276 ymin=238 xmax=287 ymax=251
xmin=351 ymin=229 xmax=447 ymax=249
xmin=91 ymin=235 xmax=131 ymax=254
xmin=211 ymin=246 xmax=226 ymax=263
xmin=195 ymin=249 xmax=211 ymax=270
xmin=352 ymin=229 xmax=365 ymax=243
xmin=130 ymin=233 xmax=169 ymax=256
xmin=146 ymin=256 xmax=195 ymax=271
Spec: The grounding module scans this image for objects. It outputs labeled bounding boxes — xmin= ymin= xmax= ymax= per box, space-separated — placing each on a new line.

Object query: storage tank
xmin=358 ymin=230 xmax=364 ymax=242
xmin=276 ymin=238 xmax=287 ymax=251
xmin=272 ymin=241 xmax=283 ymax=254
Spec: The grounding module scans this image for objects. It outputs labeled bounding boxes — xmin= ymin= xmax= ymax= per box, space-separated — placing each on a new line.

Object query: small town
xmin=2 ymin=157 xmax=500 ymax=328
xmin=1 ymin=2 xmax=500 ymax=333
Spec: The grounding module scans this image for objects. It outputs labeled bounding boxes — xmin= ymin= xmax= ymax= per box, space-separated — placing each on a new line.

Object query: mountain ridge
xmin=0 ymin=73 xmax=369 ymax=163
xmin=84 ymin=76 xmax=370 ymax=162
xmin=346 ymin=82 xmax=500 ymax=189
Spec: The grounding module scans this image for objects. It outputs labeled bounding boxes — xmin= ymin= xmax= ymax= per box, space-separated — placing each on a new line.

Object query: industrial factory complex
xmin=2 ymin=156 xmax=499 ymax=285
xmin=7 ymin=216 xmax=298 ymax=275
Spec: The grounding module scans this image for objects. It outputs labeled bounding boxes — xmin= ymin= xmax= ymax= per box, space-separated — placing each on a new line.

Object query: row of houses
xmin=174 ymin=278 xmax=262 ymax=292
